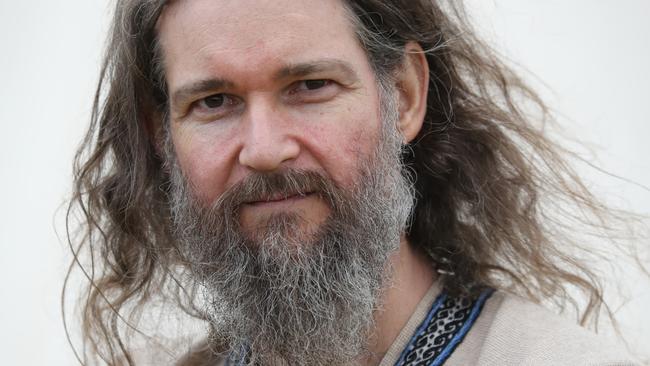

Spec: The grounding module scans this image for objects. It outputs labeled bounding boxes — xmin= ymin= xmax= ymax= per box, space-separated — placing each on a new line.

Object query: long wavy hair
xmin=64 ymin=0 xmax=636 ymax=364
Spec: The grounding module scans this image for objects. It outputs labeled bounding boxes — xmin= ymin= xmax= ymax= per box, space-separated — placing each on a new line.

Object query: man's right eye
xmin=200 ymin=94 xmax=226 ymax=109
xmin=190 ymin=93 xmax=242 ymax=120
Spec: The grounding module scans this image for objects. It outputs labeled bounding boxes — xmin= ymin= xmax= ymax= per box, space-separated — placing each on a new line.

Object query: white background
xmin=0 ymin=1 xmax=648 ymax=364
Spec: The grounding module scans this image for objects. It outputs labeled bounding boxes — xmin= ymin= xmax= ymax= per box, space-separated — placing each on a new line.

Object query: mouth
xmin=245 ymin=191 xmax=315 ymax=206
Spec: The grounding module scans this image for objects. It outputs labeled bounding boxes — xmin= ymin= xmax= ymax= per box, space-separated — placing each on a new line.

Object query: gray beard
xmin=167 ymin=92 xmax=414 ymax=365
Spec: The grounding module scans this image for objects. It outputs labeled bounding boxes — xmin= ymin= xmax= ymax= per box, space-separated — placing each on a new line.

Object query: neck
xmin=360 ymin=237 xmax=437 ymax=366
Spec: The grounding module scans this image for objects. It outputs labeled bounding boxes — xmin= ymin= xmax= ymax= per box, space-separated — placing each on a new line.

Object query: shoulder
xmin=448 ymin=291 xmax=638 ymax=366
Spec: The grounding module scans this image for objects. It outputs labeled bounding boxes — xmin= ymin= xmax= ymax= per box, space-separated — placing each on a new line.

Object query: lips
xmin=245 ymin=191 xmax=314 ymax=205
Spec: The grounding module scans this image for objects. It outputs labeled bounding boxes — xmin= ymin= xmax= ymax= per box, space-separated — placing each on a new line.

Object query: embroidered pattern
xmin=395 ymin=289 xmax=494 ymax=366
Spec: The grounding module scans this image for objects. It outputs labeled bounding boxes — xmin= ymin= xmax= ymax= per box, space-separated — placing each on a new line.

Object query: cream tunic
xmin=379 ymin=283 xmax=638 ymax=366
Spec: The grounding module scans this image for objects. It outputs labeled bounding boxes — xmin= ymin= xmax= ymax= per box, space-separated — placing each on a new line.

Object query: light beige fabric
xmin=452 ymin=292 xmax=638 ymax=366
xmin=379 ymin=284 xmax=639 ymax=366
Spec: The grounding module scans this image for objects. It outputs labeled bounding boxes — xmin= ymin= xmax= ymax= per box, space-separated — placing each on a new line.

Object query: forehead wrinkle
xmin=162 ymin=14 xmax=321 ymax=79
xmin=275 ymin=59 xmax=361 ymax=83
xmin=159 ymin=0 xmax=349 ymax=53
xmin=157 ymin=0 xmax=367 ymax=96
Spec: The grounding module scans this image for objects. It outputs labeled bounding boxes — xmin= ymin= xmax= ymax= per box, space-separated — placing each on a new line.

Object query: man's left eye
xmin=288 ymin=79 xmax=338 ymax=103
xmin=294 ymin=79 xmax=333 ymax=92
xmin=303 ymin=79 xmax=329 ymax=90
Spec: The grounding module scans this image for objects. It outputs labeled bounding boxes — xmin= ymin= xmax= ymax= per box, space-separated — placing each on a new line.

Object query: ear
xmin=395 ymin=42 xmax=429 ymax=143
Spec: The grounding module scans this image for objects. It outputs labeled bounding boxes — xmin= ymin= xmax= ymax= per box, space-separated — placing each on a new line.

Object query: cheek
xmin=171 ymin=127 xmax=233 ymax=203
xmin=305 ymin=105 xmax=381 ymax=186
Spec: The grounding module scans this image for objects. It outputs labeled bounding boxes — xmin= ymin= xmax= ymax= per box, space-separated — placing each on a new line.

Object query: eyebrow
xmin=170 ymin=59 xmax=360 ymax=107
xmin=275 ymin=59 xmax=360 ymax=83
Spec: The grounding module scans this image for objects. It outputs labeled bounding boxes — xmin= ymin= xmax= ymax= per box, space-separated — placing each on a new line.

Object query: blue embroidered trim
xmin=430 ymin=289 xmax=493 ymax=366
xmin=394 ymin=288 xmax=494 ymax=366
xmin=394 ymin=293 xmax=448 ymax=366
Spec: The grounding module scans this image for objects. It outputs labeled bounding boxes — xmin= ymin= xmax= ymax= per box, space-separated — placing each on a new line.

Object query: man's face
xmin=158 ymin=0 xmax=415 ymax=363
xmin=159 ymin=0 xmax=385 ymax=240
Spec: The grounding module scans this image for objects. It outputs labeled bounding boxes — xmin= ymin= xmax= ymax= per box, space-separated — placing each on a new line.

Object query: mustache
xmin=173 ymin=168 xmax=354 ymax=241
xmin=210 ymin=169 xmax=343 ymax=213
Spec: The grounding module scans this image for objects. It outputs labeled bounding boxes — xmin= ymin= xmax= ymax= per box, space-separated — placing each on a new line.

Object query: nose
xmin=238 ymin=100 xmax=300 ymax=172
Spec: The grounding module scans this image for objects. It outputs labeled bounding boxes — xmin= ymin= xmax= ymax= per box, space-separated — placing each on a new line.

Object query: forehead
xmin=156 ymin=0 xmax=369 ymax=88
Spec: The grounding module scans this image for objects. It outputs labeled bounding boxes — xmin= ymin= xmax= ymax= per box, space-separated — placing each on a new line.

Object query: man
xmin=67 ymin=0 xmax=638 ymax=365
